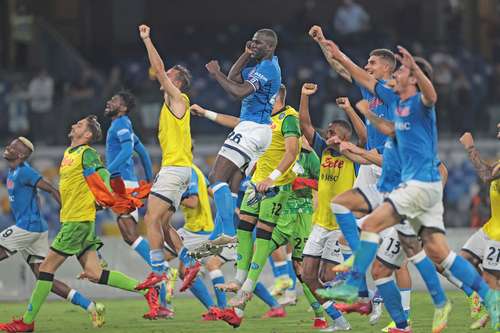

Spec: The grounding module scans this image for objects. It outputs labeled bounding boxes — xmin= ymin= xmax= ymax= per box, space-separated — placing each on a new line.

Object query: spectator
xmin=333 ymin=0 xmax=370 ymax=38
xmin=7 ymin=81 xmax=30 ymax=136
xmin=28 ymin=68 xmax=54 ymax=143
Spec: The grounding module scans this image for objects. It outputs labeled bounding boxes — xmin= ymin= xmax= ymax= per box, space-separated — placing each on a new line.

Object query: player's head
xmin=166 ymin=65 xmax=192 ymax=93
xmin=393 ymin=56 xmax=433 ymax=94
xmin=272 ymin=84 xmax=287 ymax=113
xmin=3 ymin=137 xmax=34 ymax=163
xmin=365 ymin=49 xmax=397 ymax=80
xmin=326 ymin=120 xmax=352 ymax=141
xmin=68 ymin=115 xmax=103 ymax=144
xmin=105 ymin=90 xmax=136 ymax=118
xmin=249 ymin=29 xmax=278 ymax=60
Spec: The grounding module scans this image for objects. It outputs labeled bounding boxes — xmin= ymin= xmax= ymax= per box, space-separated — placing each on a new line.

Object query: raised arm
xmin=323 ymin=39 xmax=377 ymax=93
xmin=36 ymin=179 xmax=61 ymax=206
xmin=309 ymin=26 xmax=352 ymax=82
xmin=460 ymin=132 xmax=500 ymax=183
xmin=206 ymin=60 xmax=254 ymax=99
xmin=299 ymin=83 xmax=318 ymax=146
xmin=396 ymin=46 xmax=437 ymax=107
xmin=227 ymin=41 xmax=253 ymax=83
xmin=190 ymin=104 xmax=240 ymax=129
xmin=357 ymin=99 xmax=395 ymax=137
xmin=339 ymin=141 xmax=382 ymax=166
xmin=139 ymin=24 xmax=186 ymax=118
xmin=336 ymin=97 xmax=367 ymax=147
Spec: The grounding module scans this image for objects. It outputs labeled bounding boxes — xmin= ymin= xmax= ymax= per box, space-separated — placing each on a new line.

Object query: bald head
xmin=255 ymin=29 xmax=278 ymax=50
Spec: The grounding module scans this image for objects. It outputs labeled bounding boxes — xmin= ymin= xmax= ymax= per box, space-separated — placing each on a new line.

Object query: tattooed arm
xmin=460 ymin=132 xmax=500 ymax=183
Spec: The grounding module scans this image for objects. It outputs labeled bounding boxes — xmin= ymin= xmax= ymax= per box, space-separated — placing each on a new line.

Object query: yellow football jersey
xmin=59 ymin=145 xmax=97 ymax=223
xmin=181 ymin=165 xmax=214 ymax=232
xmin=482 ymin=163 xmax=500 ymax=240
xmin=158 ymin=94 xmax=193 ymax=167
xmin=313 ymin=149 xmax=357 ymax=230
xmin=252 ymin=106 xmax=301 ymax=186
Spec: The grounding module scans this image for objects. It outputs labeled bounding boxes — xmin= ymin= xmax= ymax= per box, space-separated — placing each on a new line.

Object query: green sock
xmin=23 ymin=278 xmax=53 ymax=324
xmin=246 ymin=237 xmax=271 ymax=290
xmin=302 ymin=282 xmax=324 ymax=317
xmin=236 ymin=228 xmax=254 ymax=279
xmin=106 ymin=270 xmax=145 ymax=295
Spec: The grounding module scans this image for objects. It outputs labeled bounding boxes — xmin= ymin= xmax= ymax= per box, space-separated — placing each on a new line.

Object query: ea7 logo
xmin=368 ymin=97 xmax=383 ymax=110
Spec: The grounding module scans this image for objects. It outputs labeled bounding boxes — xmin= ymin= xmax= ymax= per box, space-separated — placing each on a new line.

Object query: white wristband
xmin=205 ymin=110 xmax=218 ymax=121
xmin=269 ymin=169 xmax=282 ymax=181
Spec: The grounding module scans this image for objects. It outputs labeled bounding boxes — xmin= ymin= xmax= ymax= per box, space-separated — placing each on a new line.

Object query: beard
xmin=104 ymin=108 xmax=119 ymax=118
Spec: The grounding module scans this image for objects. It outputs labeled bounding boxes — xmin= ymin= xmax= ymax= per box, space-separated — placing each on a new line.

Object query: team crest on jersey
xmin=61 ymin=156 xmax=74 ymax=167
xmin=396 ymin=106 xmax=410 ymax=117
xmin=368 ymin=97 xmax=383 ymax=110
xmin=250 ymin=262 xmax=260 ymax=270
xmin=6 ymin=179 xmax=13 ymax=189
xmin=279 ymin=113 xmax=286 ymax=120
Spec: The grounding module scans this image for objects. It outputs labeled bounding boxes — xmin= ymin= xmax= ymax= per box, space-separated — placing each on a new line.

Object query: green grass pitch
xmin=0 ymin=291 xmax=485 ymax=332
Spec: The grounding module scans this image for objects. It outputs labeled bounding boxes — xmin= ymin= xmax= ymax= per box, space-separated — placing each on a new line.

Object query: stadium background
xmin=0 ymin=0 xmax=499 ymax=300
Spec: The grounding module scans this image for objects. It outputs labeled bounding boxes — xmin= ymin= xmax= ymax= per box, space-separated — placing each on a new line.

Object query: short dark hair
xmin=85 ymin=115 xmax=103 ymax=143
xmin=414 ymin=57 xmax=434 ymax=81
xmin=256 ymin=28 xmax=278 ymax=49
xmin=173 ymin=65 xmax=192 ymax=93
xmin=117 ymin=90 xmax=136 ymax=113
xmin=331 ymin=119 xmax=352 ymax=134
xmin=369 ymin=49 xmax=397 ymax=72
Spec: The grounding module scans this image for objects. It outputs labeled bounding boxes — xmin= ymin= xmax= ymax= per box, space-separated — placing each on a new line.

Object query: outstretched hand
xmin=139 ymin=24 xmax=150 ymax=40
xmin=395 ymin=45 xmax=417 ymax=71
xmin=190 ymin=104 xmax=207 ymax=117
xmin=308 ymin=25 xmax=325 ymax=43
xmin=301 ymin=83 xmax=318 ymax=96
xmin=206 ymin=60 xmax=221 ymax=76
xmin=459 ymin=132 xmax=474 ymax=149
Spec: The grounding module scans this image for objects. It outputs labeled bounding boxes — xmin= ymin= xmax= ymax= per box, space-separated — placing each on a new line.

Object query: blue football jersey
xmin=375 ymin=83 xmax=441 ymax=183
xmin=106 ymin=115 xmax=137 ymax=181
xmin=240 ymin=56 xmax=281 ymax=124
xmin=377 ymin=137 xmax=402 ymax=193
xmin=7 ymin=162 xmax=45 ymax=232
xmin=355 ymin=80 xmax=392 ymax=151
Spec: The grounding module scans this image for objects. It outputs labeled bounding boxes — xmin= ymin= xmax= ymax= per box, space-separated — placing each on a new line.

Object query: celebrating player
xmin=135 ymin=24 xmax=196 ymax=295
xmin=0 ymin=116 xmax=157 ymax=332
xmin=203 ymin=28 xmax=281 ymax=246
xmin=0 ymin=137 xmax=104 ymax=328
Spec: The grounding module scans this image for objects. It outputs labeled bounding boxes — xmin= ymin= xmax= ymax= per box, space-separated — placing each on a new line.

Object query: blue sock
xmin=209 ymin=214 xmax=223 ymax=241
xmin=268 ymin=256 xmax=279 ymax=277
xmin=443 ymin=252 xmax=490 ymax=300
xmin=462 ymin=284 xmax=473 ymax=297
xmin=274 ymin=261 xmax=289 ymax=278
xmin=68 ymin=290 xmax=91 ymax=311
xmin=375 ymin=278 xmax=408 ymax=329
xmin=159 ymin=282 xmax=167 ymax=307
xmin=190 ymin=277 xmax=214 ymax=309
xmin=131 ymin=236 xmax=151 ymax=265
xmin=346 ymin=232 xmax=380 ymax=287
xmin=358 ymin=275 xmax=369 ymax=298
xmin=254 ymin=282 xmax=280 ymax=308
xmin=332 ymin=204 xmax=359 ymax=251
xmin=342 ymin=251 xmax=352 ymax=261
xmin=210 ymin=270 xmax=227 ymax=308
xmin=287 ymin=258 xmax=297 ymax=290
xmin=211 ymin=182 xmax=235 ymax=236
xmin=150 ymin=249 xmax=166 ymax=275
xmin=178 ymin=247 xmax=193 ymax=267
xmin=411 ymin=251 xmax=447 ymax=307
xmin=323 ymin=301 xmax=342 ymax=320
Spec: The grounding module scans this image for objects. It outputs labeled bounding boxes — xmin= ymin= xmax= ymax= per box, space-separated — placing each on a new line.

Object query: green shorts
xmin=272 ymin=211 xmax=312 ymax=260
xmin=240 ymin=184 xmax=292 ymax=225
xmin=50 ymin=222 xmax=103 ymax=258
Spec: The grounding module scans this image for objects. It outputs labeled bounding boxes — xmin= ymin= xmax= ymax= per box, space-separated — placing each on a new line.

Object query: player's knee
xmin=255 ymin=227 xmax=273 ymax=240
xmin=459 ymin=250 xmax=480 ymax=268
xmin=206 ymin=257 xmax=221 ymax=271
xmin=399 ymin=235 xmax=421 ymax=258
xmin=332 ymin=193 xmax=352 ymax=210
xmin=371 ymin=261 xmax=392 ymax=280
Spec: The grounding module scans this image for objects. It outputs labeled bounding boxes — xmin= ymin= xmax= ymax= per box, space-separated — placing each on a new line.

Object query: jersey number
xmin=294 ymin=237 xmax=308 ymax=252
xmin=228 ymin=132 xmax=242 ymax=144
xmin=271 ymin=203 xmax=282 ymax=216
xmin=2 ymin=228 xmax=13 ymax=238
xmin=385 ymin=237 xmax=401 ymax=255
xmin=486 ymin=247 xmax=500 ymax=263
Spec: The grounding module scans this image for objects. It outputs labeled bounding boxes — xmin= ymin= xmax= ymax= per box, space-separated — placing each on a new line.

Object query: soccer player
xmin=321 ymin=38 xmax=499 ymax=332
xmin=299 ymin=82 xmax=361 ymax=332
xmin=309 ymin=25 xmax=396 ymax=313
xmin=459 ymin=128 xmax=500 ymax=329
xmin=0 ymin=137 xmax=104 ymax=328
xmin=203 ymin=28 xmax=281 ymax=246
xmin=0 ymin=116 xmax=157 ymax=332
xmin=135 ymin=24 xmax=196 ymax=294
